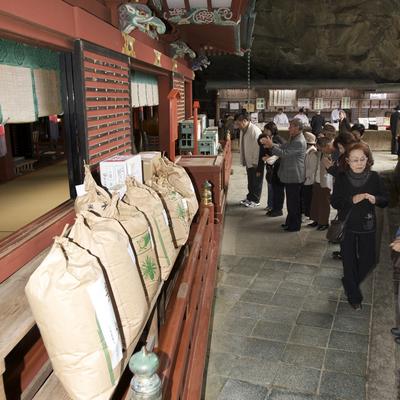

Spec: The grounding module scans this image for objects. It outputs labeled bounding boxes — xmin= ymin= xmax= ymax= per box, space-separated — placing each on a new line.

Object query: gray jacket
xmin=271 ymin=132 xmax=306 ymax=183
xmin=240 ymin=122 xmax=261 ymax=168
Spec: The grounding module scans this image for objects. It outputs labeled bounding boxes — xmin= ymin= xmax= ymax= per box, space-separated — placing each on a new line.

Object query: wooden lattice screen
xmin=76 ymin=41 xmax=133 ymax=166
xmin=172 ymin=73 xmax=185 ymax=122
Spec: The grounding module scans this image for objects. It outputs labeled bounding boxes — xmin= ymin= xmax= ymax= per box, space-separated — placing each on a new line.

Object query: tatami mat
xmin=0 ymin=160 xmax=70 ymax=239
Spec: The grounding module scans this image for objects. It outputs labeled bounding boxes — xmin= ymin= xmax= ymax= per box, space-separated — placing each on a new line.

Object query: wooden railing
xmin=157 ymin=203 xmax=217 ymax=399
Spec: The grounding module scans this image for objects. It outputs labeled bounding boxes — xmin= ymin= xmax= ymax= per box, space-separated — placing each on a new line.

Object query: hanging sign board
xmin=313 ymin=98 xmax=323 ymax=110
xmin=370 ymin=93 xmax=387 ymax=100
xmin=297 ymin=98 xmax=310 ymax=108
xmin=341 ymin=97 xmax=351 ymax=109
xmin=256 ymin=98 xmax=265 ymax=110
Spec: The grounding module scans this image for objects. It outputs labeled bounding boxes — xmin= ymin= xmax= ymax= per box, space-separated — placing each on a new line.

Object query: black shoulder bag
xmin=326 ymin=207 xmax=353 ymax=244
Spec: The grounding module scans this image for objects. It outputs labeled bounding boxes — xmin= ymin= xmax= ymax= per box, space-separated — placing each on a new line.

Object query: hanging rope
xmin=247 ymin=50 xmax=251 ymax=106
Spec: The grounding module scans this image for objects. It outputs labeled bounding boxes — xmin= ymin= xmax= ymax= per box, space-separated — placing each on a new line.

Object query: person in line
xmin=350 ymin=123 xmax=366 ymax=142
xmin=294 ymin=108 xmax=310 ymax=127
xmin=257 ymin=132 xmax=273 ymax=212
xmin=263 ymin=118 xmax=307 ymax=231
xmin=273 ymin=108 xmax=289 ymax=127
xmin=319 ymin=123 xmax=337 ymax=140
xmin=331 ymin=108 xmax=340 ymax=124
xmin=323 ymin=132 xmax=357 ymax=261
xmin=302 ymin=132 xmax=318 ymax=222
xmin=309 ymin=136 xmax=334 ymax=231
xmin=236 ymin=112 xmax=263 ymax=208
xmin=258 ymin=122 xmax=286 ymax=217
xmin=390 ymin=105 xmax=400 ymax=155
xmin=310 ymin=110 xmax=325 ymax=136
xmin=338 ymin=109 xmax=351 ymax=134
xmin=331 ymin=142 xmax=388 ymax=309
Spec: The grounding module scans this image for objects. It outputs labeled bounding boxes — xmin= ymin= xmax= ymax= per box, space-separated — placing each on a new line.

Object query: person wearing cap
xmin=263 ymin=118 xmax=307 ymax=232
xmin=302 ymin=132 xmax=318 ymax=222
xmin=294 ymin=108 xmax=310 ymax=127
xmin=390 ymin=105 xmax=400 ymax=154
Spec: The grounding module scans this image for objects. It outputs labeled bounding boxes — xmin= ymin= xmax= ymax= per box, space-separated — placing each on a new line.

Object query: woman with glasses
xmin=331 ymin=142 xmax=388 ymax=310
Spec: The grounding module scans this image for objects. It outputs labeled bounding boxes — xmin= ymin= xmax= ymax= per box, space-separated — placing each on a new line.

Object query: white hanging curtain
xmin=0 ymin=65 xmax=36 ymax=123
xmin=33 ymin=69 xmax=62 ymax=117
xmin=131 ymin=71 xmax=159 ymax=107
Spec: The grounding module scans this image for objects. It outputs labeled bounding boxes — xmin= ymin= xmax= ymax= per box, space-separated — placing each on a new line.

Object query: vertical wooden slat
xmin=79 ymin=43 xmax=133 ymax=167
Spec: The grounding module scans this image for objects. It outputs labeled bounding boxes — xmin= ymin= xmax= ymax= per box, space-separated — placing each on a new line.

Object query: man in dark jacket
xmin=390 ymin=105 xmax=400 ymax=155
xmin=310 ymin=111 xmax=325 ymax=136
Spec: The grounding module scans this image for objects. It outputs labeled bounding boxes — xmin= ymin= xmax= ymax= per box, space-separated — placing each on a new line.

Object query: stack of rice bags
xmin=25 ymin=157 xmax=198 ymax=399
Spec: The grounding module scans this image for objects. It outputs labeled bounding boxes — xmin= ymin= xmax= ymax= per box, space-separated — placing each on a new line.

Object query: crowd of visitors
xmin=234 ymin=108 xmax=391 ymax=311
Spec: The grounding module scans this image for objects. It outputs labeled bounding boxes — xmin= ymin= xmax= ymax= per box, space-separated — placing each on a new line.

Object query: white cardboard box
xmin=139 ymin=151 xmax=161 ymax=183
xmin=100 ymin=154 xmax=142 ymax=190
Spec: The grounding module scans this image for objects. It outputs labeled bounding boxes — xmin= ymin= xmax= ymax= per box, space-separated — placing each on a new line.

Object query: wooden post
xmin=193 ymin=101 xmax=200 ymax=155
xmin=167 ymin=89 xmax=181 ymax=161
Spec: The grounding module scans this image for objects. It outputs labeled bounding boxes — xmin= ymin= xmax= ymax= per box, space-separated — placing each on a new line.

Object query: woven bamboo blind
xmin=83 ymin=49 xmax=132 ymax=166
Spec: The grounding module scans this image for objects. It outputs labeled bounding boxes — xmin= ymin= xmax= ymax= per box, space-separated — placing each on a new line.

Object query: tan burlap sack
xmin=156 ymin=157 xmax=199 ymax=221
xmin=148 ymin=175 xmax=191 ymax=248
xmin=25 ymin=237 xmax=123 ymax=400
xmin=69 ymin=213 xmax=149 ymax=347
xmin=124 ymin=178 xmax=179 ymax=280
xmin=100 ymin=196 xmax=161 ymax=302
xmin=74 ymin=164 xmax=110 ymax=215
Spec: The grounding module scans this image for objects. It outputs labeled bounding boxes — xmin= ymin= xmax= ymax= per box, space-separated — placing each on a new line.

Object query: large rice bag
xmin=74 ymin=165 xmax=110 ymax=214
xmin=156 ymin=157 xmax=199 ymax=221
xmin=25 ymin=237 xmax=123 ymax=400
xmin=101 ymin=196 xmax=161 ymax=302
xmin=148 ymin=175 xmax=191 ymax=248
xmin=69 ymin=213 xmax=149 ymax=347
xmin=124 ymin=177 xmax=178 ymax=280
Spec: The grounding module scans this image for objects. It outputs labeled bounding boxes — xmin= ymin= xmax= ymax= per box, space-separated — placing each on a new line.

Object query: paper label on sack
xmin=148 ymin=227 xmax=154 ymax=249
xmin=181 ymin=198 xmax=188 ymax=210
xmin=75 ymin=184 xmax=87 ymax=197
xmin=127 ymin=244 xmax=137 ymax=265
xmin=162 ymin=210 xmax=169 ymax=226
xmin=87 ymin=277 xmax=123 ymax=369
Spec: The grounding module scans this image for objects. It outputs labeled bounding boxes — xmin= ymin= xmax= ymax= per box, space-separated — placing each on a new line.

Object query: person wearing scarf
xmin=331 ymin=143 xmax=388 ymax=310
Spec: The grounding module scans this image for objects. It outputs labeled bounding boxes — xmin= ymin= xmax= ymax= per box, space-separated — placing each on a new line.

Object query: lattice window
xmin=173 ymin=74 xmax=185 ymax=122
xmin=82 ymin=48 xmax=132 ymax=166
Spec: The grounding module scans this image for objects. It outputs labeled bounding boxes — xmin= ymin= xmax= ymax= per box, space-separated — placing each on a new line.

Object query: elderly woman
xmin=331 ymin=142 xmax=388 ymax=309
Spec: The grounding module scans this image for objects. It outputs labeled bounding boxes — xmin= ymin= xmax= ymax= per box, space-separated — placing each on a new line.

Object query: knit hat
xmin=304 ymin=131 xmax=316 ymax=145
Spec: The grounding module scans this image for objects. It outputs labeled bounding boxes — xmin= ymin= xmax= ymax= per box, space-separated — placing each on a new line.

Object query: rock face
xmin=206 ymin=0 xmax=400 ymax=82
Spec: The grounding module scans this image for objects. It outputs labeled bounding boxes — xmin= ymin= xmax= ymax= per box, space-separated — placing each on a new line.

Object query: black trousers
xmin=340 ymin=230 xmax=376 ymax=305
xmin=301 ymin=184 xmax=313 ymax=217
xmin=272 ymin=181 xmax=285 ymax=212
xmin=284 ymin=183 xmax=303 ymax=230
xmin=391 ymin=133 xmax=398 ymax=154
xmin=246 ymin=167 xmax=263 ymax=203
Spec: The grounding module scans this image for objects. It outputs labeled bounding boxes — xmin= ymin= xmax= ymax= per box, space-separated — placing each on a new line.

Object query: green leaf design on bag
xmin=139 ymin=231 xmax=151 ymax=250
xmin=142 ymin=256 xmax=156 ymax=280
xmin=176 ymin=202 xmax=186 ymax=221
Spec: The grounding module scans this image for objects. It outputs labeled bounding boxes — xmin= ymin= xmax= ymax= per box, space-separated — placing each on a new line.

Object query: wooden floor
xmin=0 ymin=160 xmax=70 ymax=240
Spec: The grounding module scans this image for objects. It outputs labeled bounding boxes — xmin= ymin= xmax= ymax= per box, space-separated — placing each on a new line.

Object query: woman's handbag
xmin=326 ymin=208 xmax=353 ymax=244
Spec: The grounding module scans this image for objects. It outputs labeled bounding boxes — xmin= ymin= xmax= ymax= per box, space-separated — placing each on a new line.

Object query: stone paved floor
xmin=203 ymin=151 xmax=398 ymax=400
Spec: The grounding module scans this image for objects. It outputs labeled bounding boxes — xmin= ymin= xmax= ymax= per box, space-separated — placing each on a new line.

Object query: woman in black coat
xmin=331 ymin=142 xmax=388 ymax=309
